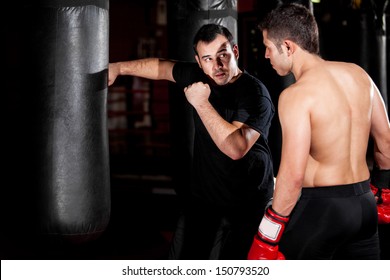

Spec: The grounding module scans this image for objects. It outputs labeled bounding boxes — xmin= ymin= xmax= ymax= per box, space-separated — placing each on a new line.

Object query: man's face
xmin=195 ymin=34 xmax=239 ymax=86
xmin=262 ymin=30 xmax=291 ymax=76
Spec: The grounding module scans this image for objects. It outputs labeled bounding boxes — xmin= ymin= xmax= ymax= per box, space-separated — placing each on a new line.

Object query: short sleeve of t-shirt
xmin=172 ymin=61 xmax=206 ymax=88
xmin=233 ymin=75 xmax=274 ymax=138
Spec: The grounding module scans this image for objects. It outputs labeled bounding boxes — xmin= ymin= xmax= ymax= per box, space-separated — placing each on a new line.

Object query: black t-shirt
xmin=172 ymin=62 xmax=275 ymax=213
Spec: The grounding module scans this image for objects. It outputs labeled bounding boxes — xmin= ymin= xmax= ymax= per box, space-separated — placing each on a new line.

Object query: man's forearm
xmin=113 ymin=58 xmax=175 ymax=81
xmin=374 ymin=142 xmax=390 ymax=170
xmin=194 ymin=102 xmax=253 ymax=160
xmin=115 ymin=58 xmax=158 ymax=79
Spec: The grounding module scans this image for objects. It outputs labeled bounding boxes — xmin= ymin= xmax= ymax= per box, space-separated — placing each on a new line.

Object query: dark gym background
xmin=3 ymin=0 xmax=389 ymax=260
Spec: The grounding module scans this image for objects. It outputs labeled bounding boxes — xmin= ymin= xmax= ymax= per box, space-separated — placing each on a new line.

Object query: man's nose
xmin=214 ymin=58 xmax=223 ymax=69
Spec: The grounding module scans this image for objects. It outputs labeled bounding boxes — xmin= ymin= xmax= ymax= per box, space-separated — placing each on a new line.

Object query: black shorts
xmin=279 ymin=180 xmax=380 ymax=259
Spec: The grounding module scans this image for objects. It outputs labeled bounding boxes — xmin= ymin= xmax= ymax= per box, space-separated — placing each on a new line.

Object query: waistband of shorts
xmin=300 ymin=179 xmax=371 ymax=198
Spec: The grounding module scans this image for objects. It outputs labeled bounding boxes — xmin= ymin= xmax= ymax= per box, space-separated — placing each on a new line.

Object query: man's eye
xmin=219 ymin=53 xmax=228 ymax=59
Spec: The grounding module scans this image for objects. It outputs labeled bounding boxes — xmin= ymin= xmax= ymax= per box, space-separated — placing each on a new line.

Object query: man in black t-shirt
xmin=109 ymin=24 xmax=275 ymax=259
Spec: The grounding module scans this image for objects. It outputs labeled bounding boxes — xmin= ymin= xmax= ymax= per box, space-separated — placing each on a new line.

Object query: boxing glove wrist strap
xmin=257 ymin=206 xmax=289 ymax=245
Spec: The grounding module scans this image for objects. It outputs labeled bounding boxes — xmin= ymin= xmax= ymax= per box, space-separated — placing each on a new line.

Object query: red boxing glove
xmin=376 ymin=203 xmax=390 ymax=224
xmin=370 ymin=185 xmax=390 ymax=224
xmin=247 ymin=206 xmax=289 ymax=260
xmin=370 ymin=167 xmax=390 ymax=224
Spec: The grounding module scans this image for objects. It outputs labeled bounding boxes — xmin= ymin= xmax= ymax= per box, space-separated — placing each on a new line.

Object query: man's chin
xmin=212 ymin=76 xmax=229 ymax=86
xmin=276 ymin=70 xmax=290 ymax=77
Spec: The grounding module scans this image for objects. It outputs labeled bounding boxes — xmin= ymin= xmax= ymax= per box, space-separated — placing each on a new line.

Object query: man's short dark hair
xmin=258 ymin=3 xmax=319 ymax=54
xmin=193 ymin=23 xmax=235 ymax=55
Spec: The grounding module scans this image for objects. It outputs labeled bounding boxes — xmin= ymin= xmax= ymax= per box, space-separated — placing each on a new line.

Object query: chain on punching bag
xmin=23 ymin=0 xmax=111 ymax=243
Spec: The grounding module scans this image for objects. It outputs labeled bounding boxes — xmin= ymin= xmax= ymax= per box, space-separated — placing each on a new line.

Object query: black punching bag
xmin=23 ymin=0 xmax=110 ymax=243
xmin=363 ymin=0 xmax=388 ymax=109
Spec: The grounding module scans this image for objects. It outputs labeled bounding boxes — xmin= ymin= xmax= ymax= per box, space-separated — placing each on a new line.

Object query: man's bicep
xmin=158 ymin=59 xmax=176 ymax=82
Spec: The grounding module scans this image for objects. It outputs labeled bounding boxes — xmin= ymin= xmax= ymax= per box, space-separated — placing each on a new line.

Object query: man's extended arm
xmin=108 ymin=58 xmax=176 ymax=86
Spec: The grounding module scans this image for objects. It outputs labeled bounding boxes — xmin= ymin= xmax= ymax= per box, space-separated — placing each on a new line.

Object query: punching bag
xmin=167 ymin=0 xmax=237 ymax=198
xmin=23 ymin=0 xmax=111 ymax=243
xmin=359 ymin=0 xmax=388 ymax=110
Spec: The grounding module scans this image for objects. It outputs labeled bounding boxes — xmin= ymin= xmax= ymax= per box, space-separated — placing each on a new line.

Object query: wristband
xmin=258 ymin=206 xmax=289 ymax=245
xmin=371 ymin=166 xmax=390 ymax=189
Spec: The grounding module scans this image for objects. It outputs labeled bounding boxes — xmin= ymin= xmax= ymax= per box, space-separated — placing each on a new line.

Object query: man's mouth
xmin=214 ymin=72 xmax=225 ymax=78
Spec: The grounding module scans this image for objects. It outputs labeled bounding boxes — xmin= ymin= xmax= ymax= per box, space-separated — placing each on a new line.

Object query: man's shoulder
xmin=278 ymin=82 xmax=315 ymax=111
xmin=173 ymin=61 xmax=198 ymax=71
xmin=241 ymin=71 xmax=264 ymax=84
xmin=172 ymin=61 xmax=205 ymax=85
xmin=240 ymin=71 xmax=269 ymax=92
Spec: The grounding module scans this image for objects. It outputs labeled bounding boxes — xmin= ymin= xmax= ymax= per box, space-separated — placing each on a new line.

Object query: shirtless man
xmin=248 ymin=3 xmax=390 ymax=260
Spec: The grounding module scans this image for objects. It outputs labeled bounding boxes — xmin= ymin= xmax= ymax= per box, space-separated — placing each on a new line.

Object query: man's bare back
xmin=285 ymin=61 xmax=373 ymax=187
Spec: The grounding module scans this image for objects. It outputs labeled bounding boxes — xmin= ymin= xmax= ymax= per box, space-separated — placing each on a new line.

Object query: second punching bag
xmin=23 ymin=0 xmax=111 ymax=243
xmin=167 ymin=0 xmax=237 ymax=198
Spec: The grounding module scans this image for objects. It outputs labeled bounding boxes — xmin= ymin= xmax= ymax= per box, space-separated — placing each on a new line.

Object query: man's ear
xmin=195 ymin=55 xmax=202 ymax=68
xmin=233 ymin=44 xmax=239 ymax=60
xmin=284 ymin=40 xmax=294 ymax=55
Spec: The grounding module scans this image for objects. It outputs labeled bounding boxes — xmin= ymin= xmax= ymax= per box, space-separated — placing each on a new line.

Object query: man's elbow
xmin=225 ymin=147 xmax=248 ymax=160
xmin=222 ymin=132 xmax=253 ymax=160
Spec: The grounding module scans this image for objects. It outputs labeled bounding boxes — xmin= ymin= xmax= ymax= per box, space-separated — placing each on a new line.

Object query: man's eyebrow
xmin=201 ymin=41 xmax=229 ymax=59
xmin=217 ymin=47 xmax=227 ymax=53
